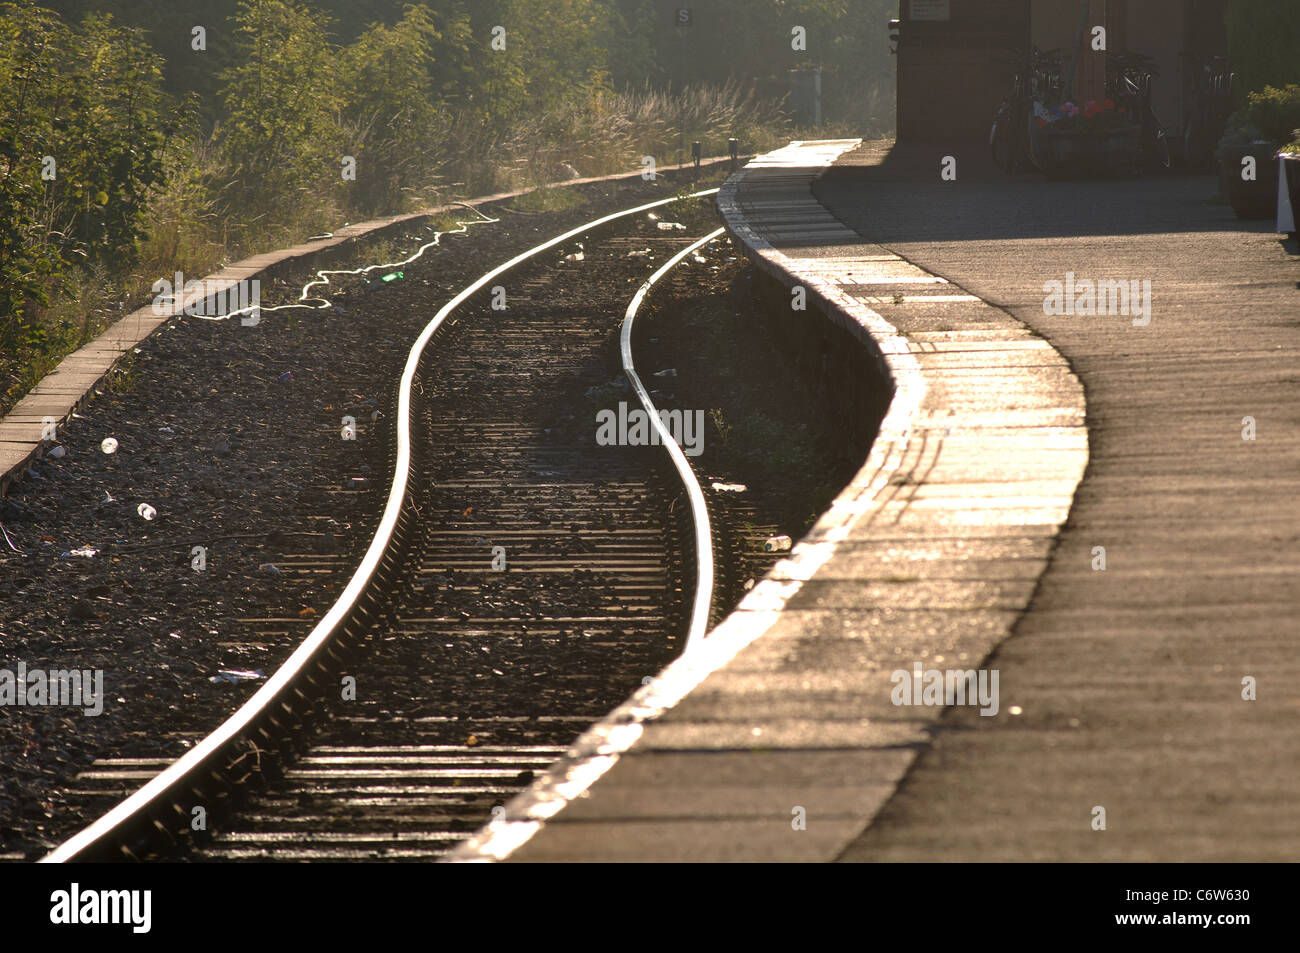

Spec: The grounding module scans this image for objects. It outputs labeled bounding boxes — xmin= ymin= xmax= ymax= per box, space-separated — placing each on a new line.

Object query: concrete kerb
xmin=711 ymin=141 xmax=929 ymax=609
xmin=0 ymin=155 xmax=741 ymax=499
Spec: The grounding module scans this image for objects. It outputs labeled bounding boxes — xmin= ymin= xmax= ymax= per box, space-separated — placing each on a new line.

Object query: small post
xmin=692 ymin=140 xmax=701 ymax=177
xmin=729 ymin=137 xmax=739 ymax=172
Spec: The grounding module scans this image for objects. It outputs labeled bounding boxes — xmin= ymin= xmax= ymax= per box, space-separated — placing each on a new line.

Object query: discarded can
xmin=763 ymin=535 xmax=793 ymax=552
xmin=209 ymin=669 xmax=265 ymax=685
xmin=711 ymin=482 xmax=747 ymax=493
xmin=381 ymin=271 xmax=404 ymax=282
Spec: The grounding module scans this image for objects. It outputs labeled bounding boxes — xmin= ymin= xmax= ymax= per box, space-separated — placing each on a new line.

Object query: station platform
xmin=818 ymin=140 xmax=1300 ymax=861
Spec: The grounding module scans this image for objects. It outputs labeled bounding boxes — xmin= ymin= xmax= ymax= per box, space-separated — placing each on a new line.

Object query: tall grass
xmin=479 ymin=79 xmax=794 ymax=190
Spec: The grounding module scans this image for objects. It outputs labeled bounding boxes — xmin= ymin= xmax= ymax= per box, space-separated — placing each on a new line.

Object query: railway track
xmin=41 ymin=193 xmax=729 ymax=862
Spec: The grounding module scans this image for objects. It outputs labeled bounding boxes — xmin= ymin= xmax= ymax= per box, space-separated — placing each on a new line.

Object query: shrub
xmin=1242 ymin=84 xmax=1300 ymax=144
xmin=218 ymin=0 xmax=342 ymax=230
xmin=1217 ymin=84 xmax=1300 ymax=160
xmin=337 ymin=4 xmax=445 ymax=215
xmin=0 ymin=2 xmax=168 ymax=348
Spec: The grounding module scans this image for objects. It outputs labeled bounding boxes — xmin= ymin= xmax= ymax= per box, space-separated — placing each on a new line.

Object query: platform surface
xmin=819 ymin=141 xmax=1300 ymax=862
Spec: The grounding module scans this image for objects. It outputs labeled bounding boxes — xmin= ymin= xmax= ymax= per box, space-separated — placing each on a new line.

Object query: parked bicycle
xmin=990 ymin=47 xmax=1064 ymax=173
xmin=1105 ymin=50 xmax=1171 ymax=170
xmin=1181 ymin=53 xmax=1233 ymax=171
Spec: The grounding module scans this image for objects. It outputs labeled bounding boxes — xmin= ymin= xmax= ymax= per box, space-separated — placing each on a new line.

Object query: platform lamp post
xmin=729 ymin=137 xmax=739 ymax=172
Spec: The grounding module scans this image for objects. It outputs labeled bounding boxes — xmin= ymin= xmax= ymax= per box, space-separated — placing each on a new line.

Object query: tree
xmin=219 ymin=0 xmax=341 ymax=221
xmin=56 ymin=14 xmax=168 ymax=267
xmin=1226 ymin=0 xmax=1300 ymax=103
xmin=0 ymin=1 xmax=68 ymax=343
xmin=338 ymin=3 xmax=444 ymax=213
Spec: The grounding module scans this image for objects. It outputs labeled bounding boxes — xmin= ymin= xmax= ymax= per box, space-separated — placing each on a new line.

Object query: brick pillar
xmin=1076 ymin=0 xmax=1108 ymax=105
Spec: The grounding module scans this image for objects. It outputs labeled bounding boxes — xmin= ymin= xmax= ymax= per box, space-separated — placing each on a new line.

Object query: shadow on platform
xmin=802 ymin=139 xmax=1290 ymax=247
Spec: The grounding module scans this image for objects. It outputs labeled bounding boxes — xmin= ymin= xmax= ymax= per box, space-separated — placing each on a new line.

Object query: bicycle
xmin=1180 ymin=53 xmax=1233 ymax=170
xmin=990 ymin=47 xmax=1063 ymax=173
xmin=1105 ymin=50 xmax=1171 ymax=170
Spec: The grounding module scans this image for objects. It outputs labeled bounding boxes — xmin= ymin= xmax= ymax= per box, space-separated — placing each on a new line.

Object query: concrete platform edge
xmin=447 ymin=140 xmax=936 ymax=862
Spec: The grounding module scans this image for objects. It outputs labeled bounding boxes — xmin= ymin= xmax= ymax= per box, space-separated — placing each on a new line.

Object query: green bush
xmin=1218 ymin=84 xmax=1300 ymax=159
xmin=0 ymin=1 xmax=167 ymax=349
xmin=219 ymin=0 xmax=342 ymax=231
xmin=337 ymin=4 xmax=445 ymax=215
xmin=59 ymin=14 xmax=168 ymax=269
xmin=1242 ymin=85 xmax=1300 ymax=144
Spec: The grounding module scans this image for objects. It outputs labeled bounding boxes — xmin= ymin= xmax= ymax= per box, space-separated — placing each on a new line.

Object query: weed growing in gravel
xmin=364 ymin=239 xmax=402 ymax=264
xmin=668 ymin=191 xmax=713 ymax=217
xmin=709 ymin=408 xmax=733 ymax=446
xmin=427 ymin=214 xmax=464 ymax=233
xmin=106 ymin=353 xmax=141 ymax=395
xmin=512 ymin=186 xmax=587 ymax=214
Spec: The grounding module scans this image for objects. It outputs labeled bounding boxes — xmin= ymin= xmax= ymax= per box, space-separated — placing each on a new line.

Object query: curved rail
xmin=41 ymin=189 xmax=721 ymax=863
xmin=620 ymin=228 xmax=725 ymax=650
xmin=448 ymin=226 xmax=727 ymax=861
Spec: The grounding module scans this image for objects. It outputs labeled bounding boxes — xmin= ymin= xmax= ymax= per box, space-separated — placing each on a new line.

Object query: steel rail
xmin=445 ymin=225 xmax=726 ymax=862
xmin=620 ymin=227 xmax=725 ymax=651
xmin=41 ymin=188 xmax=721 ymax=863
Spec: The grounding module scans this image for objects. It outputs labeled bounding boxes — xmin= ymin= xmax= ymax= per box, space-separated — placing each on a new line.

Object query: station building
xmin=892 ymin=0 xmax=1231 ymax=142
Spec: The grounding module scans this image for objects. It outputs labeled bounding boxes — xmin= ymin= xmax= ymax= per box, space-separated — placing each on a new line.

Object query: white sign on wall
xmin=910 ymin=0 xmax=951 ymax=21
